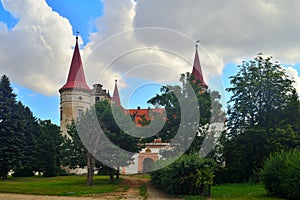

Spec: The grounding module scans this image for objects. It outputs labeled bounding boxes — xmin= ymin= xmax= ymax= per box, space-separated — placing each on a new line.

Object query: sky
xmin=1 ymin=0 xmax=300 ymax=125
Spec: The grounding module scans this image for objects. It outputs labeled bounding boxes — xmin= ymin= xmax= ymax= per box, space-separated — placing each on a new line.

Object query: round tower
xmin=59 ymin=37 xmax=91 ymax=134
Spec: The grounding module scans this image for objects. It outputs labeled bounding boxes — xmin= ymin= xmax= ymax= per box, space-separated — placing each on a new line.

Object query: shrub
xmin=260 ymin=149 xmax=300 ymax=200
xmin=150 ymin=154 xmax=216 ymax=195
xmin=12 ymin=167 xmax=35 ymax=177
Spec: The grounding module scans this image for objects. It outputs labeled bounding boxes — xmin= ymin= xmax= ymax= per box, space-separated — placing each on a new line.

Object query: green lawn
xmin=0 ymin=176 xmax=284 ymax=199
xmin=0 ymin=175 xmax=120 ymax=196
xmin=184 ymin=183 xmax=283 ymax=200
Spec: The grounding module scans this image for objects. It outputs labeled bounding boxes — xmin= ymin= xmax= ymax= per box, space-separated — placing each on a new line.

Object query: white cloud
xmin=1 ymin=0 xmax=300 ymax=96
xmin=83 ymin=0 xmax=225 ymax=93
xmin=134 ymin=0 xmax=300 ymax=64
xmin=285 ymin=67 xmax=300 ymax=94
xmin=0 ymin=0 xmax=75 ymax=95
xmin=84 ymin=0 xmax=300 ymax=93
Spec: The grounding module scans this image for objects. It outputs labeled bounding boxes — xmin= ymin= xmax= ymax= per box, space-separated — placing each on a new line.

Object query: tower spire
xmin=191 ymin=41 xmax=208 ymax=88
xmin=59 ymin=36 xmax=90 ymax=92
xmin=112 ymin=79 xmax=121 ymax=106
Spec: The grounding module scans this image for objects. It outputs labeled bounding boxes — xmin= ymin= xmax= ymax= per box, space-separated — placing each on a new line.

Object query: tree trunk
xmin=116 ymin=169 xmax=119 ymax=180
xmin=207 ymin=185 xmax=211 ymax=198
xmin=109 ymin=170 xmax=115 ymax=183
xmin=116 ymin=165 xmax=120 ymax=180
xmin=2 ymin=174 xmax=8 ymax=180
xmin=86 ymin=152 xmax=95 ymax=186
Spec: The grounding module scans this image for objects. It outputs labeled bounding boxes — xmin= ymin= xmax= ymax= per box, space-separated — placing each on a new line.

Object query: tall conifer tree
xmin=0 ymin=75 xmax=24 ymax=179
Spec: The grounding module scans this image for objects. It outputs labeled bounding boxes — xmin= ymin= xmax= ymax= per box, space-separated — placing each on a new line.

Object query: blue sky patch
xmin=0 ymin=2 xmax=18 ymax=30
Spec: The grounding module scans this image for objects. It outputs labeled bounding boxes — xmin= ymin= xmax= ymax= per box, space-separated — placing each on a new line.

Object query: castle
xmin=59 ymin=36 xmax=207 ymax=173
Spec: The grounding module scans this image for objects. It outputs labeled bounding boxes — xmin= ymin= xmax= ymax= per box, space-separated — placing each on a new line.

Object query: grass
xmin=130 ymin=173 xmax=151 ymax=179
xmin=183 ymin=183 xmax=283 ymax=200
xmin=0 ymin=175 xmax=119 ymax=196
xmin=139 ymin=184 xmax=147 ymax=199
xmin=0 ymin=176 xmax=284 ymax=199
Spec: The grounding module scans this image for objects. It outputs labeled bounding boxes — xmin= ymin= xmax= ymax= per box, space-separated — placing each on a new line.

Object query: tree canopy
xmin=148 ymin=72 xmax=224 ymax=156
xmin=62 ymin=100 xmax=140 ymax=184
xmin=0 ymin=75 xmax=65 ymax=179
xmin=218 ymin=54 xmax=300 ymax=183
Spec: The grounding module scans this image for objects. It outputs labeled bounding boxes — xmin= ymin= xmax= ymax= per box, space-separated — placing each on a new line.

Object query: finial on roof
xmin=196 ymin=40 xmax=200 ymax=48
xmin=76 ymin=31 xmax=80 ymax=40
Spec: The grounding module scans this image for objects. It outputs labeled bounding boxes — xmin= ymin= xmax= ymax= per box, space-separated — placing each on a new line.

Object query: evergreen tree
xmin=13 ymin=103 xmax=39 ymax=177
xmin=37 ymin=120 xmax=64 ymax=177
xmin=0 ymin=75 xmax=24 ymax=179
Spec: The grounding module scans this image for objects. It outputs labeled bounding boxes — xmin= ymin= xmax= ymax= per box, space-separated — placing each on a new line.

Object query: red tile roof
xmin=59 ymin=37 xmax=90 ymax=92
xmin=192 ymin=48 xmax=208 ymax=87
xmin=112 ymin=80 xmax=121 ymax=106
xmin=128 ymin=108 xmax=165 ymax=126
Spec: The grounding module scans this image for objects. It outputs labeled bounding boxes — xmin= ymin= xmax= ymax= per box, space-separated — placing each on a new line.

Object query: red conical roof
xmin=192 ymin=47 xmax=208 ymax=88
xmin=112 ymin=79 xmax=121 ymax=106
xmin=59 ymin=37 xmax=90 ymax=92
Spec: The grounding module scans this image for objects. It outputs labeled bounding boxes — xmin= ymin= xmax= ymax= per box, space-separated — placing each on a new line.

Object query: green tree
xmin=148 ymin=72 xmax=224 ymax=155
xmin=0 ymin=75 xmax=24 ymax=179
xmin=13 ymin=103 xmax=39 ymax=177
xmin=37 ymin=120 xmax=64 ymax=177
xmin=226 ymin=54 xmax=294 ymax=134
xmin=62 ymin=100 xmax=140 ymax=185
xmin=219 ymin=54 xmax=299 ymax=183
xmin=283 ymin=89 xmax=300 ymax=134
xmin=151 ymin=154 xmax=216 ymax=196
xmin=260 ymin=149 xmax=300 ymax=200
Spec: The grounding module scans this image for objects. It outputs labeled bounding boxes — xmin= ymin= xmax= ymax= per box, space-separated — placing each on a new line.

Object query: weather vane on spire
xmin=196 ymin=40 xmax=200 ymax=48
xmin=76 ymin=31 xmax=80 ymax=40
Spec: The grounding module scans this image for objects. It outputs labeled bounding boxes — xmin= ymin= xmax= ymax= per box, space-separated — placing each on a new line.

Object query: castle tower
xmin=192 ymin=43 xmax=208 ymax=92
xmin=90 ymin=84 xmax=110 ymax=105
xmin=112 ymin=79 xmax=121 ymax=106
xmin=59 ymin=36 xmax=91 ymax=134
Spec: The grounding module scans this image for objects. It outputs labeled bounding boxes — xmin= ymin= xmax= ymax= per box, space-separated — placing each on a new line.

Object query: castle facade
xmin=59 ymin=37 xmax=207 ymax=173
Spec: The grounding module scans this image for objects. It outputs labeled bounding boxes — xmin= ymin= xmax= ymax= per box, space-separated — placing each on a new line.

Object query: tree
xmin=0 ymin=75 xmax=65 ymax=178
xmin=260 ymin=149 xmax=300 ymax=200
xmin=0 ymin=75 xmax=24 ymax=179
xmin=283 ymin=89 xmax=300 ymax=134
xmin=62 ymin=100 xmax=140 ymax=185
xmin=226 ymin=54 xmax=294 ymax=134
xmin=36 ymin=120 xmax=64 ymax=177
xmin=13 ymin=103 xmax=39 ymax=177
xmin=151 ymin=153 xmax=216 ymax=196
xmin=61 ymin=121 xmax=87 ymax=173
xmin=219 ymin=54 xmax=299 ymax=183
xmin=148 ymin=72 xmax=224 ymax=155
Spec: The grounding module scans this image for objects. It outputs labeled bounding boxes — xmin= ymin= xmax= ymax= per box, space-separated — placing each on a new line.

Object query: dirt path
xmin=145 ymin=180 xmax=181 ymax=200
xmin=0 ymin=175 xmax=182 ymax=200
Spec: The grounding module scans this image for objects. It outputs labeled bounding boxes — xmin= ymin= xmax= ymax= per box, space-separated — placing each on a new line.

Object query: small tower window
xmin=79 ymin=96 xmax=82 ymax=100
xmin=77 ymin=109 xmax=83 ymax=118
xmin=60 ymin=109 xmax=62 ymax=121
xmin=95 ymin=96 xmax=100 ymax=102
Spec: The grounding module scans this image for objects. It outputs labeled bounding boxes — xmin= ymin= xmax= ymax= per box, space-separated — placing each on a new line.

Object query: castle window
xmin=95 ymin=96 xmax=100 ymax=102
xmin=79 ymin=96 xmax=82 ymax=100
xmin=77 ymin=109 xmax=83 ymax=118
xmin=60 ymin=109 xmax=62 ymax=121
